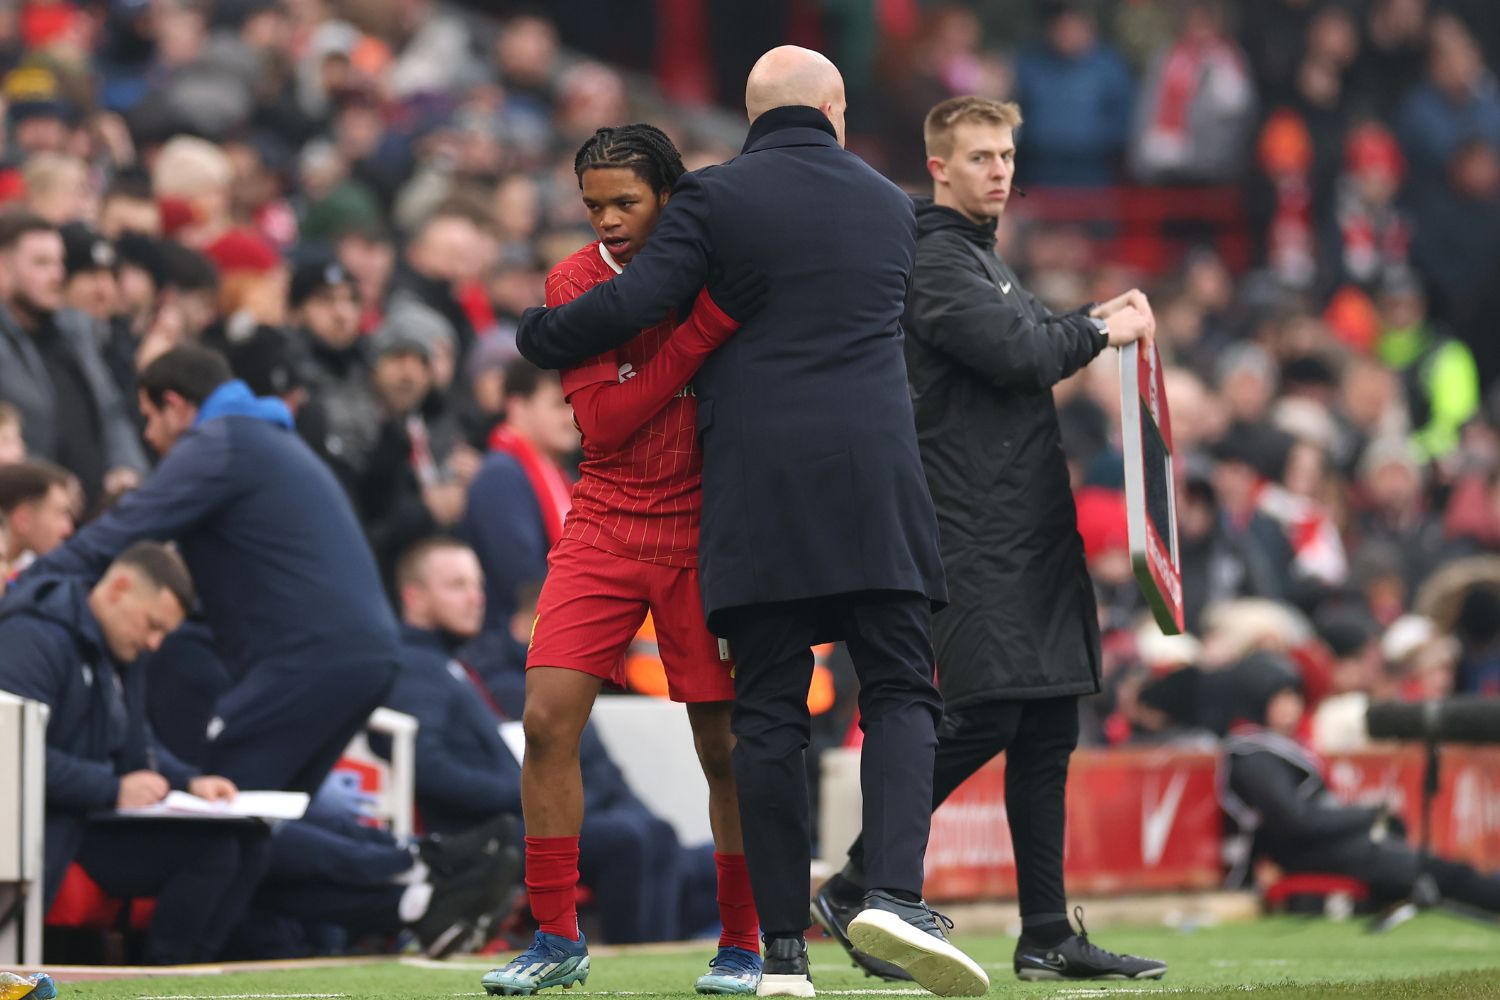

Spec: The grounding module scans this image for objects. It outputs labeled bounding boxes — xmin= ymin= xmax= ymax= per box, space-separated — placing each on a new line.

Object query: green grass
xmin=57 ymin=913 xmax=1500 ymax=1000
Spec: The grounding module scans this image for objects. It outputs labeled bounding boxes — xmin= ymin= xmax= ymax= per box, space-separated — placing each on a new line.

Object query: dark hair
xmin=139 ymin=344 xmax=233 ymax=407
xmin=158 ymin=240 xmax=220 ymax=293
xmin=0 ymin=210 xmax=56 ymax=251
xmin=0 ymin=459 xmax=70 ymax=515
xmin=115 ymin=540 xmax=196 ymax=614
xmin=103 ymin=169 xmax=155 ymax=204
xmin=573 ymin=123 xmax=685 ymax=196
xmin=395 ymin=536 xmax=472 ymax=593
xmin=502 ymin=356 xmax=558 ymax=401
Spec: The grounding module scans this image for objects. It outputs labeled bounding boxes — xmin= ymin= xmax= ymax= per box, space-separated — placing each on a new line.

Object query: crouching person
xmin=0 ymin=542 xmax=270 ymax=964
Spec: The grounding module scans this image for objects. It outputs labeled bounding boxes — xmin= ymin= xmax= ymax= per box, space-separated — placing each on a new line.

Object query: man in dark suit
xmin=515 ymin=46 xmax=986 ymax=999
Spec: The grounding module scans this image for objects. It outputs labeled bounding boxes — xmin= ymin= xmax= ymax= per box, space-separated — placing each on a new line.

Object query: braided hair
xmin=573 ymin=123 xmax=686 ymax=196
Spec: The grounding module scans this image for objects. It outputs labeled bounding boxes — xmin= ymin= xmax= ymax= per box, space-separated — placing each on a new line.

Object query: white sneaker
xmin=848 ymin=898 xmax=989 ymax=997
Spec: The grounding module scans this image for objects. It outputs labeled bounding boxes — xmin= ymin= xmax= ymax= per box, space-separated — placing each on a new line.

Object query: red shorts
xmin=527 ymin=537 xmax=734 ymax=703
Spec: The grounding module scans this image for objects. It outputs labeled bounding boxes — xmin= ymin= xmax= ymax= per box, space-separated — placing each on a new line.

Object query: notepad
xmin=114 ymin=790 xmax=310 ymax=821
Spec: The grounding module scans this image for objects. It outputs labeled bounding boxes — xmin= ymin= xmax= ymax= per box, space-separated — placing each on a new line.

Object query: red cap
xmin=1074 ymin=486 xmax=1130 ymax=561
xmin=204 ymin=229 xmax=281 ymax=275
xmin=1345 ymin=123 xmax=1405 ymax=182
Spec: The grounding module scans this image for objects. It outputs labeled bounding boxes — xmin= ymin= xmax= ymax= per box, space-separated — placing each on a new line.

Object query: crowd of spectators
xmin=0 ymin=0 xmax=1499 ymax=959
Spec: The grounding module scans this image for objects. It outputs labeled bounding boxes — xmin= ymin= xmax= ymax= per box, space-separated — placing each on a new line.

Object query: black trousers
xmin=849 ymin=695 xmax=1080 ymax=922
xmin=719 ymin=591 xmax=942 ymax=937
xmin=1276 ymin=837 xmax=1500 ymax=914
xmin=75 ymin=819 xmax=272 ymax=965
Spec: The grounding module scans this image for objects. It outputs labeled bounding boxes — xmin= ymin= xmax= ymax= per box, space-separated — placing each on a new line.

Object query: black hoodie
xmin=902 ymin=197 xmax=1108 ymax=705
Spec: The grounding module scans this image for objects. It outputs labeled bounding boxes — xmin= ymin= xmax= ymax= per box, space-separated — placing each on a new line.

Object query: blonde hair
xmin=152 ymin=135 xmax=233 ymax=200
xmin=924 ymin=96 xmax=1023 ymax=160
xmin=22 ymin=153 xmax=86 ymax=198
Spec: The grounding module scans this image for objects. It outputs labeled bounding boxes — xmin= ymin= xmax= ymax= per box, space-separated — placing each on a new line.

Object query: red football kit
xmin=525 ymin=240 xmax=736 ymax=703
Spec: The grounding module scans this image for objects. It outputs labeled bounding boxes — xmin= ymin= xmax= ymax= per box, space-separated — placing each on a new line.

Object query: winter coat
xmin=0 ymin=304 xmax=146 ymax=476
xmin=903 ymin=199 xmax=1106 ymax=705
xmin=0 ymin=575 xmax=196 ymax=904
xmin=516 ymin=107 xmax=946 ymax=625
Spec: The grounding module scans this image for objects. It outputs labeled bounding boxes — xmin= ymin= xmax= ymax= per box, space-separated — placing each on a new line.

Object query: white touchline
xmin=140 ymin=993 xmax=350 ymax=999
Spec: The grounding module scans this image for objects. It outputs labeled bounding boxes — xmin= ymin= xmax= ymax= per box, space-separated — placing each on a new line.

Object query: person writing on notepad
xmin=0 ymin=541 xmax=271 ymax=965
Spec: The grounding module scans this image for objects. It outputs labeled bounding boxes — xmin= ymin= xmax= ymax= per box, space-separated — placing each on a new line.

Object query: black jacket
xmin=1220 ymin=727 xmax=1381 ymax=878
xmin=516 ymin=107 xmax=945 ymax=627
xmin=0 ymin=576 xmax=197 ymax=904
xmin=903 ymin=200 xmax=1106 ymax=704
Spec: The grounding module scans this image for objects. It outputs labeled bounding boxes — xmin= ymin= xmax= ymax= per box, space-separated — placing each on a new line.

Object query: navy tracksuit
xmin=0 ymin=576 xmax=269 ymax=964
xmin=390 ymin=627 xmax=713 ymax=942
xmin=23 ymin=381 xmax=399 ymax=793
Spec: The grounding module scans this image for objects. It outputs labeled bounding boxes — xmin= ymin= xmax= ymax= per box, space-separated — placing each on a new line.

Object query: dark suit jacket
xmin=516 ymin=106 xmax=946 ymax=627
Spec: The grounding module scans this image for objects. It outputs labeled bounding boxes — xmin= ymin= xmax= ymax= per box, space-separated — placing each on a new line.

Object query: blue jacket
xmin=1015 ymin=43 xmax=1134 ymax=186
xmin=25 ymin=381 xmax=401 ymax=680
xmin=460 ymin=452 xmax=550 ymax=637
xmin=0 ymin=576 xmax=197 ymax=904
xmin=516 ymin=106 xmax=946 ymax=627
xmin=383 ymin=626 xmax=522 ymax=834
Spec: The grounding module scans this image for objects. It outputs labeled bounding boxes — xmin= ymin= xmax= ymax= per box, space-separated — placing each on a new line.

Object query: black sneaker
xmin=419 ymin=815 xmax=521 ymax=880
xmin=414 ymin=845 xmax=524 ymax=958
xmin=810 ymin=875 xmax=913 ymax=982
xmin=846 ymin=890 xmax=989 ymax=997
xmin=1013 ymin=907 xmax=1167 ymax=981
xmin=755 ymin=936 xmax=814 ymax=997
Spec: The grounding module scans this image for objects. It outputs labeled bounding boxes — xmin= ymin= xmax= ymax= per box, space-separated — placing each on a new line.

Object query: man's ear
xmin=927 ymin=156 xmax=948 ymax=185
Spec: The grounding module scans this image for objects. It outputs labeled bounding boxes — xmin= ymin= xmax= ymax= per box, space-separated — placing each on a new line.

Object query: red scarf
xmin=488 ymin=425 xmax=572 ymax=545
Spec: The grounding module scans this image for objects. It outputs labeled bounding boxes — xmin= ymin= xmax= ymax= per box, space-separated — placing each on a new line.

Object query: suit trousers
xmin=719 ymin=591 xmax=942 ymax=937
xmin=848 ymin=695 xmax=1080 ymax=920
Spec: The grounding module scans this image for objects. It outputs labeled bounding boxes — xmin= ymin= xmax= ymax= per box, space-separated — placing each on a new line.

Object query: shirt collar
xmin=741 ymin=105 xmax=838 ymax=153
xmin=597 ymin=241 xmax=623 ymax=275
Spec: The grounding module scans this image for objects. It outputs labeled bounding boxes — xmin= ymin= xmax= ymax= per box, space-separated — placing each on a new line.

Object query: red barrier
xmin=922 ymin=744 xmax=1500 ymax=902
xmin=924 ymin=748 xmax=1223 ymax=901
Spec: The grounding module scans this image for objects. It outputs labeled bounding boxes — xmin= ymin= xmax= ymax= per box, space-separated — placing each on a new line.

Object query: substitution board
xmin=1119 ymin=340 xmax=1183 ymax=634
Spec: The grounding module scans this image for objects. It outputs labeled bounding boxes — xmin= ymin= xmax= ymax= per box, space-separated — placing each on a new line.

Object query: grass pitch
xmin=56 ymin=912 xmax=1500 ymax=1000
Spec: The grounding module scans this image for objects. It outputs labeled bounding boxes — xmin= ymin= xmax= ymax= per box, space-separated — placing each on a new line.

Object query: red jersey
xmin=550 ymin=241 xmax=702 ymax=567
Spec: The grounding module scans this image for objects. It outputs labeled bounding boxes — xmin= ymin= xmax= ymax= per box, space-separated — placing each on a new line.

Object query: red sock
xmin=715 ymin=852 xmax=760 ymax=952
xmin=526 ymin=835 xmax=581 ymax=941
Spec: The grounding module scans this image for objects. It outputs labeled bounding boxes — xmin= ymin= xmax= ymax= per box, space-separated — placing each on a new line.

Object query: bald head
xmin=745 ymin=46 xmax=848 ymax=146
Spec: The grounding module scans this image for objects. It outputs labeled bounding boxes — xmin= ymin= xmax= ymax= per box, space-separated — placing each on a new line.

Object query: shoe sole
xmin=483 ymin=956 xmax=591 ymax=996
xmin=696 ymin=976 xmax=759 ymax=995
xmin=847 ymin=910 xmax=989 ymax=998
xmin=755 ymin=974 xmax=815 ymax=997
xmin=1015 ymin=967 xmax=1167 ymax=982
xmin=810 ymin=897 xmax=913 ymax=983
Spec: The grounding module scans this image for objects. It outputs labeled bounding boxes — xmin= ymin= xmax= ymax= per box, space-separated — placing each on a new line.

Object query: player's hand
xmin=1104 ymin=303 xmax=1155 ymax=348
xmin=117 ymin=770 xmax=170 ymax=809
xmin=189 ymin=775 xmax=238 ymax=802
xmin=705 ymin=263 xmax=769 ymax=325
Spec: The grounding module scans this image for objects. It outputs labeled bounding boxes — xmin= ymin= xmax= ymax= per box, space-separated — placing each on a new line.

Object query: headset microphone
xmin=1012 ymin=185 xmax=1028 ymax=199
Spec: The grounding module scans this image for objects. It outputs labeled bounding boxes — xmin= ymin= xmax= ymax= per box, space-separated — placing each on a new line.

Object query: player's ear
xmin=927 ymin=156 xmax=948 ymax=185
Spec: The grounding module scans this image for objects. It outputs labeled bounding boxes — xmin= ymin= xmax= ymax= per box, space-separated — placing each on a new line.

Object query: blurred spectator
xmin=1129 ymin=0 xmax=1257 ymax=184
xmin=1372 ymin=268 xmax=1479 ymax=461
xmin=1013 ymin=0 xmax=1134 ymax=186
xmin=462 ymin=358 xmax=577 ymax=638
xmin=1395 ymin=12 xmax=1500 ymax=190
xmin=0 ymin=541 xmax=272 ymax=966
xmin=1410 ymin=137 xmax=1500 ymax=341
xmin=0 ymin=459 xmax=74 ymax=572
xmin=22 ymin=152 xmax=92 ymax=226
xmin=1352 ymin=0 xmax=1431 ymax=120
xmin=359 ymin=318 xmax=477 ymax=587
xmin=0 ymin=212 xmax=146 ymax=508
xmin=385 ymin=204 xmax=488 ymax=364
xmin=289 ymin=259 xmax=381 ymax=493
xmin=0 ymin=401 xmax=24 ymax=464
xmin=60 ymin=222 xmax=120 ymax=322
xmin=153 ymin=135 xmax=237 ymax=248
xmin=1323 ymin=123 xmax=1409 ymax=298
xmin=1308 ymin=606 xmax=1388 ymax=752
xmin=25 ymin=345 xmax=399 ymax=795
xmin=98 ymin=170 xmax=163 ymax=239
